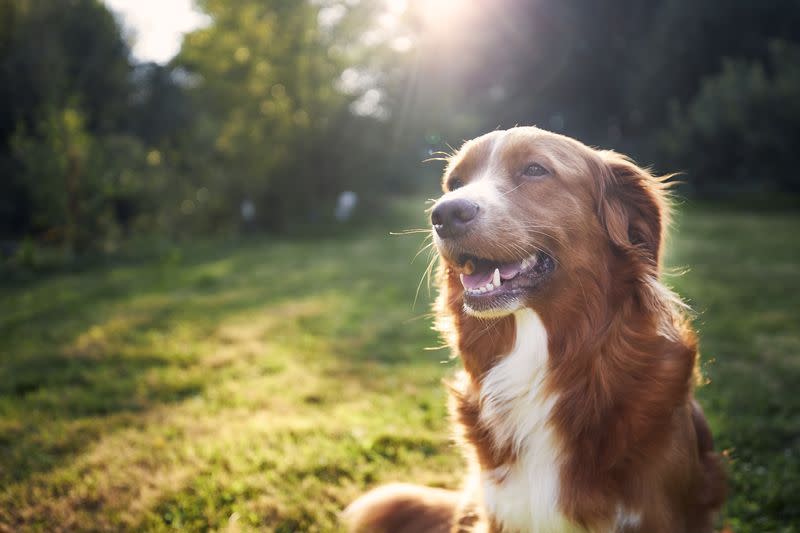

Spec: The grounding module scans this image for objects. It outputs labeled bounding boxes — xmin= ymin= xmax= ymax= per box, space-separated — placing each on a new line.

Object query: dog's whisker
xmin=412 ymin=241 xmax=435 ymax=262
xmin=391 ymin=228 xmax=432 ymax=235
xmin=413 ymin=248 xmax=439 ymax=309
xmin=497 ymin=182 xmax=526 ymax=198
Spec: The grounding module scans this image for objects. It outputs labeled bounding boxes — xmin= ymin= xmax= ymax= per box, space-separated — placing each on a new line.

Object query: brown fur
xmin=342 ymin=484 xmax=462 ymax=533
xmin=345 ymin=127 xmax=726 ymax=532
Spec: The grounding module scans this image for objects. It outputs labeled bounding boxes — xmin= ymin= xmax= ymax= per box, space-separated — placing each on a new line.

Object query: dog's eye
xmin=447 ymin=177 xmax=464 ymax=191
xmin=523 ymin=163 xmax=549 ymax=178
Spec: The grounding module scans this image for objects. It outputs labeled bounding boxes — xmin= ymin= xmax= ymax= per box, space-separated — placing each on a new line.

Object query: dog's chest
xmin=478 ymin=309 xmax=581 ymax=532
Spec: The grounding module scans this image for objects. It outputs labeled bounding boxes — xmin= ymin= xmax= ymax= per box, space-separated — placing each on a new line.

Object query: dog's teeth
xmin=485 ymin=283 xmax=494 ymax=291
xmin=492 ymin=268 xmax=500 ymax=286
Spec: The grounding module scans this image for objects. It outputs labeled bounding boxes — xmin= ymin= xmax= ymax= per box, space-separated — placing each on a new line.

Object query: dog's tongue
xmin=460 ymin=269 xmax=493 ymax=290
xmin=459 ymin=260 xmax=524 ymax=290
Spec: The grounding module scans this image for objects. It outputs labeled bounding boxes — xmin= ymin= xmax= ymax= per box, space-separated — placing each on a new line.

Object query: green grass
xmin=1 ymin=198 xmax=798 ymax=532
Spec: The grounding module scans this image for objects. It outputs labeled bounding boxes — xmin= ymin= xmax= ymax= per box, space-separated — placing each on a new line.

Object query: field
xmin=1 ymin=198 xmax=798 ymax=532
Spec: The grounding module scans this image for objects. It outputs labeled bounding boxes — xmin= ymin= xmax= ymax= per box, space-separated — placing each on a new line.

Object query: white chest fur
xmin=478 ymin=309 xmax=581 ymax=532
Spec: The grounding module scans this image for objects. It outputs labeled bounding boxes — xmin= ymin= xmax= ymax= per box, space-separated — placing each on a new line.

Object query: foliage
xmin=0 ymin=0 xmax=132 ymax=240
xmin=0 ymin=0 xmax=130 ymax=138
xmin=660 ymin=41 xmax=800 ymax=195
xmin=0 ymin=199 xmax=798 ymax=531
xmin=10 ymin=106 xmax=185 ymax=254
xmin=1 ymin=0 xmax=799 ymax=249
xmin=11 ymin=106 xmax=100 ymax=253
xmin=174 ymin=0 xmax=395 ymax=230
xmin=361 ymin=0 xmax=800 ymax=184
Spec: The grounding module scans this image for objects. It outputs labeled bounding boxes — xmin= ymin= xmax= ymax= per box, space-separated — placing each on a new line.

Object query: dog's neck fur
xmin=477 ymin=308 xmax=581 ymax=532
xmin=446 ymin=269 xmax=698 ymax=530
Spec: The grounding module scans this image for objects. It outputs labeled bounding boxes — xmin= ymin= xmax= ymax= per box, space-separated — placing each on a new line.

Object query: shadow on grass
xmin=0 ymin=220 xmax=440 ymax=490
xmin=0 ymin=353 xmax=203 ymax=481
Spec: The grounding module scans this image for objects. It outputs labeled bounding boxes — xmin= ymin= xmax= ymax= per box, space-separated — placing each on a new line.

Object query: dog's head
xmin=431 ymin=126 xmax=668 ymax=319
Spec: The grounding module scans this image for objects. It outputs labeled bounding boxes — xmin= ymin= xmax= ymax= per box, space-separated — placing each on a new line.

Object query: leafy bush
xmin=10 ymin=106 xmax=191 ymax=255
xmin=660 ymin=41 xmax=800 ymax=196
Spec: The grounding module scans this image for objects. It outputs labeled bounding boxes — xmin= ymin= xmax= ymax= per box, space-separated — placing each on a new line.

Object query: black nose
xmin=431 ymin=198 xmax=479 ymax=238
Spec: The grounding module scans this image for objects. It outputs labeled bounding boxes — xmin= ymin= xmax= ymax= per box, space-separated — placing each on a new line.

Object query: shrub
xmin=659 ymin=40 xmax=800 ymax=196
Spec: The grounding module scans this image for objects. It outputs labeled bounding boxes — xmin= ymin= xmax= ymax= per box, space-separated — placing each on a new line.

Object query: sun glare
xmin=420 ymin=0 xmax=469 ymax=24
xmin=387 ymin=0 xmax=475 ymax=30
xmin=104 ymin=0 xmax=209 ymax=63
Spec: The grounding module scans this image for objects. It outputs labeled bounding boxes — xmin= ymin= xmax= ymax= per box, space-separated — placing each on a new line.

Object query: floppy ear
xmin=596 ymin=151 xmax=670 ymax=268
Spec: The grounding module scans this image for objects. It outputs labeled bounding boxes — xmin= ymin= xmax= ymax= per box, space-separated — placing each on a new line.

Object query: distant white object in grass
xmin=241 ymin=199 xmax=256 ymax=222
xmin=335 ymin=191 xmax=358 ymax=221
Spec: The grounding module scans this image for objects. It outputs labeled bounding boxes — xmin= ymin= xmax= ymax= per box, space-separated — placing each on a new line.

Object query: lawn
xmin=1 ymin=198 xmax=798 ymax=532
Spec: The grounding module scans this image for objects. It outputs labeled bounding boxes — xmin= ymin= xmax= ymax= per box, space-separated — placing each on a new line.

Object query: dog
xmin=344 ymin=127 xmax=726 ymax=532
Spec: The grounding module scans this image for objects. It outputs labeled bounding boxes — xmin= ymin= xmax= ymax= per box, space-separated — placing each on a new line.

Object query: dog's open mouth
xmin=457 ymin=251 xmax=555 ymax=310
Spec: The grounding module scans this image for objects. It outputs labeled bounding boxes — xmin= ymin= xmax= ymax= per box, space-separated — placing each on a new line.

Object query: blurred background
xmin=0 ymin=1 xmax=798 ymax=531
xmin=2 ymin=0 xmax=799 ymax=257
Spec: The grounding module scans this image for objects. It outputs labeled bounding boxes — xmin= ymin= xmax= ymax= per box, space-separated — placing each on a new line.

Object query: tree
xmin=176 ymin=0 xmax=363 ymax=229
xmin=0 ymin=0 xmax=132 ymax=239
xmin=12 ymin=105 xmax=96 ymax=252
xmin=660 ymin=41 xmax=800 ymax=195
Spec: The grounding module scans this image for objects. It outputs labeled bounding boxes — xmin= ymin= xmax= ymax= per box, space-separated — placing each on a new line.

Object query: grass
xmin=1 ymin=197 xmax=798 ymax=532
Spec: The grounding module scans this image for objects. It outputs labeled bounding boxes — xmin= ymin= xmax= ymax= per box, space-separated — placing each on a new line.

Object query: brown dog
xmin=345 ymin=127 xmax=726 ymax=532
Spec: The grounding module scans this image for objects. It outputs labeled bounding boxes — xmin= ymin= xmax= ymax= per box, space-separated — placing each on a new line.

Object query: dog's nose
xmin=431 ymin=198 xmax=479 ymax=238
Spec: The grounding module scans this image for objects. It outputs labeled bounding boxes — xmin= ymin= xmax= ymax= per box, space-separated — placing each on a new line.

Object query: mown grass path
xmin=1 ymin=200 xmax=798 ymax=532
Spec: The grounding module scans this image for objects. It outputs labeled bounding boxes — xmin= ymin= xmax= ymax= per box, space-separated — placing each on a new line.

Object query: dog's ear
xmin=596 ymin=151 xmax=669 ymax=267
